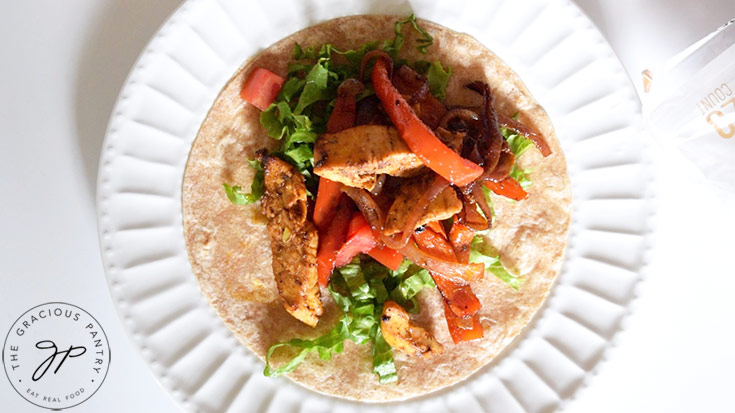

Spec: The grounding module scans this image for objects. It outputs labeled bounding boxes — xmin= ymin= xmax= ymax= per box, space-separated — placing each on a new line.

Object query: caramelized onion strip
xmin=399 ymin=240 xmax=484 ymax=284
xmin=498 ymin=113 xmax=552 ymax=157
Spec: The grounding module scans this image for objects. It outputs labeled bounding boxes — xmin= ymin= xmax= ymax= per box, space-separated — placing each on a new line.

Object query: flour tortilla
xmin=182 ymin=15 xmax=571 ymax=401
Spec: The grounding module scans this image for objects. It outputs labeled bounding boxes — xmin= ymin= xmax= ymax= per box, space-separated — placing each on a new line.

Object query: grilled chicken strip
xmin=380 ymin=301 xmax=443 ymax=358
xmin=313 ymin=125 xmax=425 ymax=190
xmin=384 ymin=174 xmax=463 ymax=235
xmin=259 ymin=151 xmax=323 ymax=327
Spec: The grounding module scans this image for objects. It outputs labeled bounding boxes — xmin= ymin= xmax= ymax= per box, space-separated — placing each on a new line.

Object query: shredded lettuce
xmin=383 ymin=14 xmax=434 ymax=57
xmin=390 ymin=265 xmax=435 ymax=311
xmin=510 ymin=165 xmax=533 ymax=190
xmin=284 ymin=145 xmax=314 ymax=165
xmin=264 ymin=289 xmax=353 ymax=377
xmin=278 ymin=77 xmax=306 ymax=103
xmin=469 ymin=235 xmax=521 ymax=289
xmin=372 ymin=329 xmax=398 ymax=383
xmin=501 ymin=126 xmax=534 ymax=190
xmin=293 ymin=61 xmax=333 ymax=115
xmin=340 ymin=260 xmax=376 ymax=302
xmin=246 ymin=15 xmax=443 ymax=202
xmin=412 ymin=60 xmax=431 ymax=74
xmin=222 ymin=159 xmax=264 ymax=204
xmin=478 ymin=184 xmax=496 ymax=224
xmin=426 ymin=61 xmax=453 ymax=101
xmin=264 ymin=256 xmax=436 ymax=383
xmin=503 ymin=126 xmax=534 ymax=158
xmin=259 ymin=100 xmax=319 ymax=194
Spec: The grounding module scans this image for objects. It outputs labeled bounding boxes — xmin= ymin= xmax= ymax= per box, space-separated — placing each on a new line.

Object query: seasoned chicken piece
xmin=313 ymin=125 xmax=425 ymax=190
xmin=384 ymin=174 xmax=463 ymax=235
xmin=259 ymin=151 xmax=323 ymax=327
xmin=380 ymin=301 xmax=443 ymax=358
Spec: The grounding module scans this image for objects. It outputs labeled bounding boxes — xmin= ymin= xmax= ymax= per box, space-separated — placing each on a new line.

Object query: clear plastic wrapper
xmin=642 ymin=19 xmax=735 ymax=191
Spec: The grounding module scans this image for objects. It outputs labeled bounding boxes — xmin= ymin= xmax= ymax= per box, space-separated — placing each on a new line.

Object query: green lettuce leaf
xmin=339 ymin=260 xmax=376 ymax=301
xmin=264 ymin=257 xmax=404 ymax=381
xmin=391 ymin=267 xmax=435 ymax=303
xmin=222 ymin=159 xmax=264 ymax=204
xmin=510 ymin=165 xmax=533 ymax=190
xmin=263 ymin=255 xmax=443 ymax=383
xmin=293 ymin=43 xmax=318 ymax=60
xmin=501 ymin=125 xmax=534 ymax=190
xmin=259 ymin=103 xmax=288 ymax=140
xmin=412 ymin=60 xmax=432 ymax=74
xmin=469 ymin=235 xmax=521 ymax=290
xmin=284 ymin=145 xmax=314 ymax=165
xmin=264 ymin=294 xmax=352 ymax=377
xmin=479 ymin=184 xmax=496 ymax=223
xmin=278 ymin=77 xmax=306 ymax=102
xmin=294 ymin=61 xmax=333 ymax=115
xmin=383 ymin=14 xmax=434 ymax=57
xmin=503 ymin=126 xmax=534 ymax=158
xmin=426 ymin=61 xmax=453 ymax=101
xmin=372 ymin=329 xmax=398 ymax=383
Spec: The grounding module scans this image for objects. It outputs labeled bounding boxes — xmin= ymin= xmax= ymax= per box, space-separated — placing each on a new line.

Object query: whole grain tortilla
xmin=182 ymin=15 xmax=571 ymax=401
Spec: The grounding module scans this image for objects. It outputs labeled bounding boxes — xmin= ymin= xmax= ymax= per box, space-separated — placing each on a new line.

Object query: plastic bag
xmin=642 ymin=19 xmax=735 ymax=191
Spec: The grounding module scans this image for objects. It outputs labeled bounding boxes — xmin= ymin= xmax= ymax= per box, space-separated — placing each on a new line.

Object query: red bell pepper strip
xmin=443 ymin=300 xmax=484 ymax=344
xmin=314 ymin=78 xmax=362 ymax=231
xmin=313 ymin=179 xmax=342 ymax=231
xmin=316 ymin=196 xmax=354 ymax=286
xmin=413 ymin=225 xmax=456 ymax=262
xmin=334 ymin=212 xmax=377 ymax=268
xmin=425 ymin=220 xmax=446 ymax=237
xmin=413 ymin=226 xmax=482 ymax=318
xmin=371 ymin=58 xmax=483 ymax=187
xmin=484 ymin=177 xmax=528 ymax=201
xmin=240 ymin=68 xmax=285 ymax=111
xmin=448 ymin=221 xmax=474 ymax=264
xmin=433 ymin=273 xmax=482 ymax=318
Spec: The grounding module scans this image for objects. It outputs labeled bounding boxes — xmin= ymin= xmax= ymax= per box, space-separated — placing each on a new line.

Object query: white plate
xmin=97 ymin=0 xmax=654 ymax=411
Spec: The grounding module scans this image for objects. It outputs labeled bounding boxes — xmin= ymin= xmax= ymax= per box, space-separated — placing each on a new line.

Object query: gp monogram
xmin=3 ymin=302 xmax=111 ymax=410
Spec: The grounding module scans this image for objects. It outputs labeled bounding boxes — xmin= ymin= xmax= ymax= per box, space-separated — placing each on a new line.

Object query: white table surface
xmin=2 ymin=1 xmax=734 ymax=412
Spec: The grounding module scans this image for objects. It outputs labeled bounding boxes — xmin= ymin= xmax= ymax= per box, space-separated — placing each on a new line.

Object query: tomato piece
xmin=316 ymin=196 xmax=354 ymax=286
xmin=334 ymin=210 xmax=406 ymax=270
xmin=484 ymin=177 xmax=528 ymax=201
xmin=448 ymin=221 xmax=474 ymax=264
xmin=313 ymin=178 xmax=342 ymax=231
xmin=334 ymin=212 xmax=377 ymax=268
xmin=346 ymin=211 xmax=368 ymax=239
xmin=371 ymin=58 xmax=483 ymax=186
xmin=367 ymin=246 xmax=403 ymax=271
xmin=240 ymin=67 xmax=285 ymax=111
xmin=443 ymin=300 xmax=484 ymax=344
